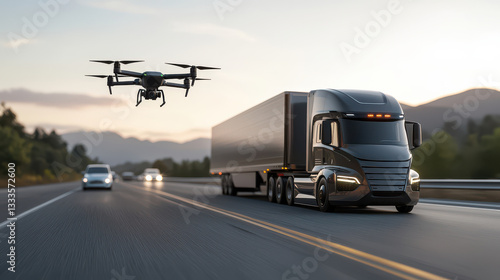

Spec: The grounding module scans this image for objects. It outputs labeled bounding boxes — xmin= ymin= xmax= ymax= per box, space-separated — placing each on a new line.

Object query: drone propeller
xmin=86 ymin=74 xmax=128 ymax=78
xmin=166 ymin=63 xmax=220 ymax=70
xmin=166 ymin=63 xmax=220 ymax=86
xmin=90 ymin=60 xmax=144 ymax=65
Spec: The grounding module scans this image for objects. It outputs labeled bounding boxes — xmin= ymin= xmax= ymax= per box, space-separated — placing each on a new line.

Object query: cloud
xmin=0 ymin=88 xmax=124 ymax=108
xmin=81 ymin=0 xmax=159 ymax=15
xmin=174 ymin=23 xmax=256 ymax=42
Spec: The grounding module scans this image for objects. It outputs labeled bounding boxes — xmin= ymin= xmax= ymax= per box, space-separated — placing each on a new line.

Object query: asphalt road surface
xmin=0 ymin=180 xmax=499 ymax=280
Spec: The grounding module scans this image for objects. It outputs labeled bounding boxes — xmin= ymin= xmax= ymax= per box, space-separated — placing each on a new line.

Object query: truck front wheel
xmin=396 ymin=205 xmax=414 ymax=213
xmin=317 ymin=178 xmax=334 ymax=212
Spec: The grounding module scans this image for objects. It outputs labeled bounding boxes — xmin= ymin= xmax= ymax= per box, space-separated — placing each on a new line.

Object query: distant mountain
xmin=401 ymin=88 xmax=500 ymax=135
xmin=62 ymin=131 xmax=210 ymax=165
xmin=62 ymin=88 xmax=499 ymax=165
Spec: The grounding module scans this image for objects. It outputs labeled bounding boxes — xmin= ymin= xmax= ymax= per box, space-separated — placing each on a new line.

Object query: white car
xmin=82 ymin=164 xmax=113 ymax=190
xmin=141 ymin=168 xmax=163 ymax=182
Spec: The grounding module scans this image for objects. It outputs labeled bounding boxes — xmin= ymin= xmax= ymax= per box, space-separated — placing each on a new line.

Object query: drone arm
xmin=109 ymin=79 xmax=140 ymax=86
xmin=162 ymin=82 xmax=187 ymax=89
xmin=116 ymin=69 xmax=143 ymax=78
xmin=162 ymin=73 xmax=192 ymax=80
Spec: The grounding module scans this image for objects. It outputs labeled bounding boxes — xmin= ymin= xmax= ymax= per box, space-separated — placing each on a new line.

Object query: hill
xmin=62 ymin=131 xmax=210 ymax=165
xmin=401 ymin=88 xmax=500 ymax=135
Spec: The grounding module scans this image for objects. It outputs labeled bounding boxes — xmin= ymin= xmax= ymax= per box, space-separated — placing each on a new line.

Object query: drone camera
xmin=142 ymin=90 xmax=160 ymax=100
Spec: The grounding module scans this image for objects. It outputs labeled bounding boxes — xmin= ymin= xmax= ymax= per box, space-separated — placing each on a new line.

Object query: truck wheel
xmin=221 ymin=176 xmax=227 ymax=195
xmin=317 ymin=178 xmax=334 ymax=212
xmin=228 ymin=176 xmax=237 ymax=196
xmin=267 ymin=176 xmax=276 ymax=202
xmin=275 ymin=176 xmax=286 ymax=204
xmin=286 ymin=177 xmax=295 ymax=206
xmin=396 ymin=205 xmax=414 ymax=213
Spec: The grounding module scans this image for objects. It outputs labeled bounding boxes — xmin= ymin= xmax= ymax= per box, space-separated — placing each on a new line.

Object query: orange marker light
xmin=376 ymin=114 xmax=382 ymax=118
xmin=218 ymin=172 xmax=222 ymax=176
xmin=384 ymin=114 xmax=391 ymax=118
xmin=368 ymin=114 xmax=374 ymax=118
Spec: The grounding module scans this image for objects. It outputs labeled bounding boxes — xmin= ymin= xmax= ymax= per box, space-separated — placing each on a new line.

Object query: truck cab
xmin=301 ymin=89 xmax=421 ymax=212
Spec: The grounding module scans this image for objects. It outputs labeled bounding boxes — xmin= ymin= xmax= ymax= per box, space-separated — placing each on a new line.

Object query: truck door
xmin=313 ymin=120 xmax=324 ymax=167
xmin=313 ymin=119 xmax=339 ymax=166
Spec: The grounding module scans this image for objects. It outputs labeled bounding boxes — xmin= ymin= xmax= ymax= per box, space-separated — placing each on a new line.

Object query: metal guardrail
xmin=420 ymin=179 xmax=500 ymax=190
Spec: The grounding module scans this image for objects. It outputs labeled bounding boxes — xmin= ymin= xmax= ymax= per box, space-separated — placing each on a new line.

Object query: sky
xmin=1 ymin=0 xmax=500 ymax=143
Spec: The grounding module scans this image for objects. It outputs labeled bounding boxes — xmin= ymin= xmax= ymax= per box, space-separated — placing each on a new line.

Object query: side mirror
xmin=321 ymin=120 xmax=332 ymax=145
xmin=81 ymin=171 xmax=85 ymax=175
xmin=406 ymin=121 xmax=422 ymax=150
xmin=412 ymin=122 xmax=422 ymax=148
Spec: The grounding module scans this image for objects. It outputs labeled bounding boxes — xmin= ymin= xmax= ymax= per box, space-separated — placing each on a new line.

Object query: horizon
xmin=2 ymin=0 xmax=500 ymax=142
xmin=4 ymin=86 xmax=500 ymax=143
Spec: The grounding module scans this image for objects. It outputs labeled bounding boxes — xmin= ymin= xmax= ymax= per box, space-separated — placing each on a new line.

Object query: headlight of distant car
xmin=409 ymin=169 xmax=420 ymax=191
xmin=82 ymin=177 xmax=88 ymax=183
xmin=145 ymin=175 xmax=153 ymax=181
xmin=156 ymin=175 xmax=163 ymax=181
xmin=105 ymin=178 xmax=111 ymax=184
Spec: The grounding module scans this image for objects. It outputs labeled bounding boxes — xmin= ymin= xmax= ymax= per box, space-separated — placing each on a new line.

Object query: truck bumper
xmin=329 ymin=184 xmax=419 ymax=206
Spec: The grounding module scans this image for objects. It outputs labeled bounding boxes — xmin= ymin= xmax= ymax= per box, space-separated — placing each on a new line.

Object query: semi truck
xmin=210 ymin=89 xmax=422 ymax=213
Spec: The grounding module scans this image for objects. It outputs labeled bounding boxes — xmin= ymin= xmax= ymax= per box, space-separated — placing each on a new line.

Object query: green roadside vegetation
xmin=0 ymin=103 xmax=94 ymax=187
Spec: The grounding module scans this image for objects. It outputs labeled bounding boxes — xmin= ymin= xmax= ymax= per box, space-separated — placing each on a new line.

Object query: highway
xmin=0 ymin=180 xmax=499 ymax=280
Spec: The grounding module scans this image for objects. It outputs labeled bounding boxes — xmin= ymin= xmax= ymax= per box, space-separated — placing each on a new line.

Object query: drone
xmin=87 ymin=60 xmax=220 ymax=107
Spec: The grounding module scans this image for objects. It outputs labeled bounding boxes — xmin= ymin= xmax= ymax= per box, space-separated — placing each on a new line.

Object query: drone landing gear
xmin=136 ymin=89 xmax=145 ymax=107
xmin=159 ymin=90 xmax=166 ymax=107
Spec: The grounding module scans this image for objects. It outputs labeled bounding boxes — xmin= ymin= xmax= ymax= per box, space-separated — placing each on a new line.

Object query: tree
xmin=152 ymin=160 xmax=169 ymax=174
xmin=412 ymin=131 xmax=459 ymax=179
xmin=0 ymin=102 xmax=25 ymax=138
xmin=0 ymin=126 xmax=31 ymax=173
xmin=474 ymin=128 xmax=500 ymax=178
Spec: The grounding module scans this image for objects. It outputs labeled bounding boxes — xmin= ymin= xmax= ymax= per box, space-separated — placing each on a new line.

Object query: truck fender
xmin=314 ymin=169 xmax=336 ymax=198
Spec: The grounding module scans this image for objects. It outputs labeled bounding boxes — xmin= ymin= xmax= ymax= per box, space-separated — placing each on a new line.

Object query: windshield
xmin=87 ymin=167 xmax=109 ymax=174
xmin=340 ymin=119 xmax=408 ymax=146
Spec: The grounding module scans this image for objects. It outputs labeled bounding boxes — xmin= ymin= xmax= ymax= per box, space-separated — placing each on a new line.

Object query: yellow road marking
xmin=126 ymin=183 xmax=448 ymax=280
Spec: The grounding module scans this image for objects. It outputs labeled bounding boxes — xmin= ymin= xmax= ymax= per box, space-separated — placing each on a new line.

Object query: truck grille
xmin=358 ymin=159 xmax=409 ymax=192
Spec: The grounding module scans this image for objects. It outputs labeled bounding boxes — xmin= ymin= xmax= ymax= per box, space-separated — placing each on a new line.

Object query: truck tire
xmin=317 ymin=178 xmax=334 ymax=212
xmin=286 ymin=177 xmax=295 ymax=206
xmin=275 ymin=176 xmax=286 ymax=204
xmin=396 ymin=205 xmax=414 ymax=213
xmin=228 ymin=175 xmax=237 ymax=196
xmin=267 ymin=176 xmax=276 ymax=202
xmin=221 ymin=175 xmax=228 ymax=195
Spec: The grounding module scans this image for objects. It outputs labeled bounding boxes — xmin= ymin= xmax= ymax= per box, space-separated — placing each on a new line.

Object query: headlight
xmin=156 ymin=175 xmax=163 ymax=181
xmin=336 ymin=175 xmax=361 ymax=191
xmin=145 ymin=175 xmax=152 ymax=181
xmin=409 ymin=169 xmax=420 ymax=191
xmin=105 ymin=178 xmax=111 ymax=184
xmin=82 ymin=178 xmax=88 ymax=183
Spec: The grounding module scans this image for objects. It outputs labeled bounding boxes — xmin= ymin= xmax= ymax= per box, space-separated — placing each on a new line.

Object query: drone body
xmin=87 ymin=60 xmax=219 ymax=107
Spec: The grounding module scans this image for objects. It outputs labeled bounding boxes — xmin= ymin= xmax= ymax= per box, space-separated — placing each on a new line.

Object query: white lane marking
xmin=420 ymin=201 xmax=500 ymax=212
xmin=0 ymin=188 xmax=79 ymax=228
